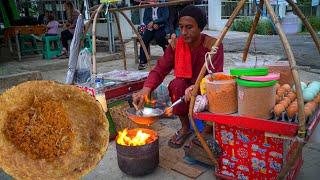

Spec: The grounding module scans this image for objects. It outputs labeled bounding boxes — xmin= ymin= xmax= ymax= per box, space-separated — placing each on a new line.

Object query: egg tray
xmin=271 ymin=104 xmax=320 ymax=125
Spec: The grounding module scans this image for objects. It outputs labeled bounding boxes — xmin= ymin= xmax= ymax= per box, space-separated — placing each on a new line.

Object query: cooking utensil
xmin=127 ymin=96 xmax=185 ymax=125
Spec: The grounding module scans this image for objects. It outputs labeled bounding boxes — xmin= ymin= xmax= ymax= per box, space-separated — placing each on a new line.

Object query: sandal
xmin=168 ymin=129 xmax=192 ymax=149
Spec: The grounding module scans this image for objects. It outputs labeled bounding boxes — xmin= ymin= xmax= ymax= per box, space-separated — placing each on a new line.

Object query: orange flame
xmin=117 ymin=128 xmax=151 ymax=146
xmin=144 ymin=95 xmax=156 ymax=107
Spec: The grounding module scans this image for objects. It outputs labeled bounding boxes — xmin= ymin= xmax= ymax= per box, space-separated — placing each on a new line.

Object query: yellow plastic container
xmin=205 ymin=74 xmax=238 ymax=114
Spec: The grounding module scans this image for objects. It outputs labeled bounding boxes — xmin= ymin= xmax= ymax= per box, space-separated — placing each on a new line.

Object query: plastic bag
xmin=151 ymin=83 xmax=170 ymax=108
xmin=75 ymin=48 xmax=92 ymax=83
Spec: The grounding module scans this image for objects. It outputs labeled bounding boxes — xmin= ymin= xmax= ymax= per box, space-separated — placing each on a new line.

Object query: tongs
xmin=166 ymin=95 xmax=185 ymax=113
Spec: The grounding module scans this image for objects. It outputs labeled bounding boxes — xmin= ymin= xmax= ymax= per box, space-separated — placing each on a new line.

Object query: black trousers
xmin=61 ymin=30 xmax=73 ymax=50
xmin=139 ymin=28 xmax=168 ymax=64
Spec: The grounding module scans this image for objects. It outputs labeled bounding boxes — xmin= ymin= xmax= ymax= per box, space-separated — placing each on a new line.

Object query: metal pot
xmin=116 ymin=128 xmax=159 ymax=176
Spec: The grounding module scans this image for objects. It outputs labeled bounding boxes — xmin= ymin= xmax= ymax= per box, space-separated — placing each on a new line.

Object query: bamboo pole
xmin=188 ymin=0 xmax=248 ymax=167
xmin=242 ymin=0 xmax=264 ymax=62
xmin=92 ymin=4 xmax=104 ymax=75
xmin=83 ymin=8 xmax=98 ymax=36
xmin=117 ymin=10 xmax=152 ymax=69
xmin=286 ymin=0 xmax=320 ymax=53
xmin=89 ymin=4 xmax=100 ymax=12
xmin=264 ymin=0 xmax=306 ymax=179
xmin=113 ymin=12 xmax=127 ymax=70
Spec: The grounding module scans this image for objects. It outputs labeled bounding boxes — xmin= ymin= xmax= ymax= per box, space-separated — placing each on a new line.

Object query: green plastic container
xmin=236 ymin=78 xmax=277 ymax=87
xmin=236 ymin=78 xmax=277 ymax=119
xmin=230 ymin=67 xmax=269 ymax=76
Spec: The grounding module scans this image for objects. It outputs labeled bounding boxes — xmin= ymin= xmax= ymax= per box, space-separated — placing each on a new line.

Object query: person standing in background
xmin=59 ymin=1 xmax=80 ymax=57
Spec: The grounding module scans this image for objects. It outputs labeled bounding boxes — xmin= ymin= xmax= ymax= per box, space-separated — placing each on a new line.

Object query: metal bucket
xmin=116 ymin=128 xmax=159 ymax=176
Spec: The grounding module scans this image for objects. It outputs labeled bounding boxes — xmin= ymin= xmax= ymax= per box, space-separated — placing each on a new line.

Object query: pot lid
xmin=230 ymin=67 xmax=269 ymax=76
xmin=240 ymin=73 xmax=280 ymax=82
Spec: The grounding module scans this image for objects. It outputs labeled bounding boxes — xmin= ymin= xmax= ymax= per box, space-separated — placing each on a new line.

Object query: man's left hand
xmin=185 ymin=85 xmax=195 ymax=102
xmin=168 ymin=33 xmax=177 ymax=48
xmin=153 ymin=24 xmax=159 ymax=30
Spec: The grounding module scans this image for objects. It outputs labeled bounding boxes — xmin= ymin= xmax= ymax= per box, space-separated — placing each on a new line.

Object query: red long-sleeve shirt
xmin=144 ymin=34 xmax=224 ymax=90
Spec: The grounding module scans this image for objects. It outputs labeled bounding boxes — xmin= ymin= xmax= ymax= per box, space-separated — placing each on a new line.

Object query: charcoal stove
xmin=116 ymin=128 xmax=159 ymax=176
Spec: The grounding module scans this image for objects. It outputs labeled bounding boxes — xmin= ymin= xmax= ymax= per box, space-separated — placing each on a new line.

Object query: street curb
xmin=21 ymin=53 xmax=121 ymax=72
xmin=0 ymin=71 xmax=42 ymax=90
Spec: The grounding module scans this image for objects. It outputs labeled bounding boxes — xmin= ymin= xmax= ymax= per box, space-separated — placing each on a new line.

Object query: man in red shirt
xmin=133 ymin=5 xmax=224 ymax=148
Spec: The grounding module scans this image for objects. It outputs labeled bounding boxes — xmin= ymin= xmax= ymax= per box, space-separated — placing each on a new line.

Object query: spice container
xmin=205 ymin=73 xmax=237 ymax=114
xmin=236 ymin=78 xmax=277 ymax=119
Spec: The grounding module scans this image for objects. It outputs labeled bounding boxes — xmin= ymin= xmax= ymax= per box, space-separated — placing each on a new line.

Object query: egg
xmin=275 ymin=95 xmax=281 ymax=103
xmin=308 ymin=83 xmax=320 ymax=92
xmin=274 ymin=104 xmax=285 ymax=117
xmin=304 ymin=106 xmax=313 ymax=118
xmin=287 ymin=92 xmax=296 ymax=101
xmin=283 ymin=97 xmax=291 ymax=104
xmin=306 ymin=86 xmax=319 ymax=96
xmin=305 ymin=101 xmax=317 ymax=112
xmin=287 ymin=105 xmax=298 ymax=119
xmin=293 ymin=82 xmax=307 ymax=92
xmin=282 ymin=84 xmax=291 ymax=92
xmin=289 ymin=101 xmax=298 ymax=108
xmin=303 ymin=89 xmax=315 ymax=102
xmin=277 ymin=88 xmax=285 ymax=97
xmin=309 ymin=81 xmax=320 ymax=90
xmin=279 ymin=100 xmax=289 ymax=108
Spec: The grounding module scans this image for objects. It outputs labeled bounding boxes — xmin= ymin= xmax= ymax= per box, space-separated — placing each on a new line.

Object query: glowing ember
xmin=117 ymin=128 xmax=151 ymax=146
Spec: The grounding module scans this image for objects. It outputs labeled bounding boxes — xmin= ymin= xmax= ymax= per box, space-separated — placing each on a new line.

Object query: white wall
xmin=208 ymin=0 xmax=225 ymax=30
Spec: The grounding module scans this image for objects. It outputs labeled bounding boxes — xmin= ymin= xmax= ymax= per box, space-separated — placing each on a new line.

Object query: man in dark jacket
xmin=138 ymin=1 xmax=169 ymax=70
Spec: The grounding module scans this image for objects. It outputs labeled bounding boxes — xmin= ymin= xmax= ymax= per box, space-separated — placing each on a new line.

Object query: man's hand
xmin=184 ymin=85 xmax=195 ymax=102
xmin=153 ymin=24 xmax=159 ymax=30
xmin=147 ymin=21 xmax=154 ymax=29
xmin=168 ymin=33 xmax=177 ymax=47
xmin=132 ymin=87 xmax=152 ymax=110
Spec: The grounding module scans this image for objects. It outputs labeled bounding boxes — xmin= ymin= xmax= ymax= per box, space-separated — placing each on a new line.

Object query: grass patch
xmin=302 ymin=16 xmax=320 ymax=32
